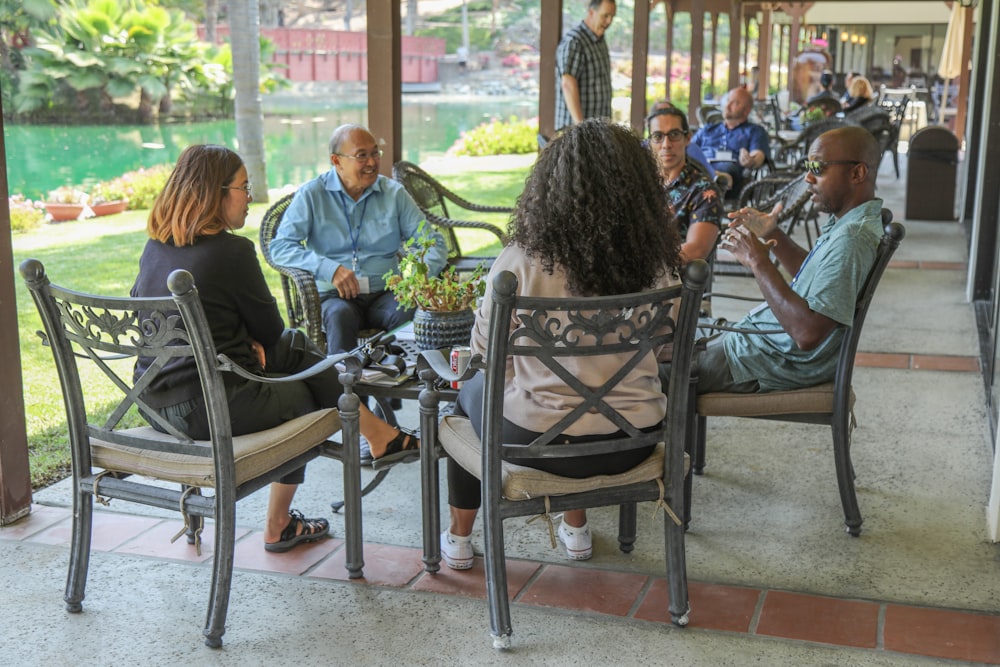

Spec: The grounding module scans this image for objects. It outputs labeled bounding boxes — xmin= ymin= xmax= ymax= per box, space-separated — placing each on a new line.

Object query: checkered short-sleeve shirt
xmin=555 ymin=21 xmax=612 ymax=131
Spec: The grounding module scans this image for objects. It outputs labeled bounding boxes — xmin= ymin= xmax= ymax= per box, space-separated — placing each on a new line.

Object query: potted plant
xmin=88 ymin=179 xmax=129 ymax=217
xmin=44 ymin=186 xmax=88 ymax=222
xmin=384 ymin=225 xmax=486 ymax=350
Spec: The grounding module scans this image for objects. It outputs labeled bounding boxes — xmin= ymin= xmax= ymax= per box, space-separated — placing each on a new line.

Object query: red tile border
xmin=233 ymin=530 xmax=342 ymax=575
xmin=855 ymin=352 xmax=911 ymax=369
xmin=0 ymin=504 xmax=71 ymax=541
xmin=634 ymin=579 xmax=760 ymax=633
xmin=309 ymin=542 xmax=424 ymax=586
xmin=911 ymin=354 xmax=981 ymax=372
xmin=755 ymin=590 xmax=880 ymax=649
xmin=884 ymin=605 xmax=1000 ymax=665
xmin=410 ymin=557 xmax=540 ymax=599
xmin=918 ymin=261 xmax=967 ymax=271
xmin=519 ymin=564 xmax=647 ymax=617
xmin=888 ymin=260 xmax=920 ymax=269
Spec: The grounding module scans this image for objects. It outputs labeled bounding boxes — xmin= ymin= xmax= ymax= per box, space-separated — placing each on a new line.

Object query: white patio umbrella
xmin=937 ymin=3 xmax=969 ymax=122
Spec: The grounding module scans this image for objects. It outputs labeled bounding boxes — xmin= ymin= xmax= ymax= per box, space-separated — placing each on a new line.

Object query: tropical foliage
xmin=451 ymin=115 xmax=537 ymax=157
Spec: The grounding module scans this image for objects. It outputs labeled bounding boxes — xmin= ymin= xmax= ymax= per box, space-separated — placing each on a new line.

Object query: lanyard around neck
xmin=337 ymin=190 xmax=369 ymax=272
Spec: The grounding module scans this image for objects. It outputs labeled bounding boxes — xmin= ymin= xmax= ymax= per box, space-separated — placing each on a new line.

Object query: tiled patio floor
xmin=3 ymin=501 xmax=998 ymax=665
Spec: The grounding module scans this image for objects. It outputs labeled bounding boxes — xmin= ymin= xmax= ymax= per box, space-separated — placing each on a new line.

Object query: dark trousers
xmin=321 ymin=290 xmax=414 ymax=354
xmin=153 ymin=328 xmax=343 ymax=485
xmin=447 ymin=373 xmax=657 ymax=510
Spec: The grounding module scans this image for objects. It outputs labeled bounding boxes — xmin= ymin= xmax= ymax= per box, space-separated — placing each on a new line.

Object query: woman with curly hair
xmin=440 ymin=120 xmax=683 ymax=569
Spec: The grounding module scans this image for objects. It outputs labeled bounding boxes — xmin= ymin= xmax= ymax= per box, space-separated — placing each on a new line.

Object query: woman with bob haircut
xmin=132 ymin=144 xmax=420 ymax=553
xmin=439 ymin=120 xmax=683 ymax=568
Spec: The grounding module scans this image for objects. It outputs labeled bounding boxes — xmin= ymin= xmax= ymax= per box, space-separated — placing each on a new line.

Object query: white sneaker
xmin=440 ymin=530 xmax=474 ymax=570
xmin=557 ymin=521 xmax=593 ymax=561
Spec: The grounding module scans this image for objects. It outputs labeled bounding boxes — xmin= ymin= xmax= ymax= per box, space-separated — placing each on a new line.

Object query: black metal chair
xmin=392 ymin=160 xmax=510 ymax=273
xmin=420 ymin=260 xmax=709 ymax=648
xmin=877 ymin=96 xmax=910 ymax=179
xmin=687 ymin=213 xmax=905 ymax=537
xmin=19 ymin=258 xmax=361 ymax=647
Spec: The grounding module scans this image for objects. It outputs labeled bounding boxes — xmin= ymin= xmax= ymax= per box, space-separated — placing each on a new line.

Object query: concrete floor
xmin=3 ymin=153 xmax=999 ymax=666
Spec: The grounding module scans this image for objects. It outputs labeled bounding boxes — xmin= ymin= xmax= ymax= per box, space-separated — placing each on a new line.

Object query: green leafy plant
xmin=451 ymin=115 xmax=538 ymax=157
xmin=384 ymin=225 xmax=486 ymax=312
xmin=46 ymin=185 xmax=87 ymax=204
xmin=89 ymin=178 xmax=130 ymax=204
xmin=91 ymin=164 xmax=171 ymax=209
xmin=802 ymin=105 xmax=829 ymax=124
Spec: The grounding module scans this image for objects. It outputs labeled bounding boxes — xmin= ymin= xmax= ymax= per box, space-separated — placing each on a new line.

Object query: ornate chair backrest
xmin=19 ymin=259 xmax=235 ymax=481
xmin=479 ymin=262 xmax=708 ymax=465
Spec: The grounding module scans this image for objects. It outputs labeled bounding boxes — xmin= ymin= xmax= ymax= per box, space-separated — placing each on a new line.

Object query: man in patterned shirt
xmin=555 ymin=0 xmax=616 ymax=131
xmin=648 ymin=105 xmax=723 ymax=263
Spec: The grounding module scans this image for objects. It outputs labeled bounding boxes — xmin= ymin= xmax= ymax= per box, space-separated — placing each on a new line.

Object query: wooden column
xmin=689 ymin=0 xmax=705 ymax=126
xmin=631 ymin=0 xmax=652 ymax=130
xmin=665 ymin=1 xmax=675 ymax=99
xmin=954 ymin=4 xmax=974 ymax=146
xmin=729 ymin=0 xmax=742 ymax=91
xmin=709 ymin=13 xmax=719 ymax=97
xmin=538 ymin=1 xmax=562 ymax=141
xmin=367 ymin=1 xmax=401 ymax=175
xmin=0 ymin=107 xmax=32 ymax=526
xmin=758 ymin=4 xmax=773 ymax=100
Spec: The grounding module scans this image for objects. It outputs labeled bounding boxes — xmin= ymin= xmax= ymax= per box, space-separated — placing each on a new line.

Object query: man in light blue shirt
xmin=695 ymin=126 xmax=884 ymax=393
xmin=270 ymin=124 xmax=448 ymax=354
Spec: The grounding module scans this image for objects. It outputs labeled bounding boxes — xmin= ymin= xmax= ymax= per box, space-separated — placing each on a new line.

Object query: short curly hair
xmin=509 ymin=119 xmax=681 ymax=296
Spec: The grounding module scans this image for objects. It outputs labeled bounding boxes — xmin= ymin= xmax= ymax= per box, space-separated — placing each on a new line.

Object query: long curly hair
xmin=509 ymin=119 xmax=681 ymax=296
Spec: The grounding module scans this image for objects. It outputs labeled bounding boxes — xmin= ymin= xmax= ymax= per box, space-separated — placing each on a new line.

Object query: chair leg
xmin=339 ymin=390 xmax=365 ymax=579
xmin=694 ymin=415 xmax=707 ymax=475
xmin=892 ymin=148 xmax=900 ymax=179
xmin=618 ymin=502 xmax=638 ymax=553
xmin=482 ymin=508 xmax=512 ymax=649
xmin=832 ymin=411 xmax=863 ymax=537
xmin=64 ymin=488 xmax=93 ymax=613
xmin=664 ymin=502 xmax=691 ymax=626
xmin=203 ymin=503 xmax=235 ymax=648
xmin=418 ymin=385 xmax=443 ymax=573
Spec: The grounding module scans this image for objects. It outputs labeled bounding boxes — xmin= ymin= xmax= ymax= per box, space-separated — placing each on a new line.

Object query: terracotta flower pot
xmin=90 ymin=200 xmax=128 ymax=217
xmin=44 ymin=202 xmax=85 ymax=222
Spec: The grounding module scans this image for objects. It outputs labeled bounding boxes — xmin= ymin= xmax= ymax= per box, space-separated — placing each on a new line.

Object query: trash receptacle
xmin=906 ymin=126 xmax=959 ymax=221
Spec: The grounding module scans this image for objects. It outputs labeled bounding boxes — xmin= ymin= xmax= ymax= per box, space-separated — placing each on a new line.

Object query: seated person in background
xmin=806 ymin=70 xmax=839 ymax=105
xmin=840 ymin=72 xmax=859 ymax=106
xmin=440 ymin=120 xmax=683 ymax=569
xmin=647 ymin=105 xmax=724 ymax=263
xmin=648 ymin=99 xmax=714 ymax=178
xmin=691 ymin=87 xmax=771 ymax=197
xmin=131 ymin=146 xmax=423 ymax=553
xmin=269 ymin=123 xmax=448 ymax=355
xmin=693 ymin=126 xmax=883 ymax=395
xmin=842 ymin=76 xmax=875 ymax=114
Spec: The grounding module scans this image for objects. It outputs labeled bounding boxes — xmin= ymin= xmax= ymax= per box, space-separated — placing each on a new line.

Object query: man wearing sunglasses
xmin=646 ymin=105 xmax=723 ymax=264
xmin=693 ymin=126 xmax=884 ymax=394
xmin=271 ymin=124 xmax=448 ymax=355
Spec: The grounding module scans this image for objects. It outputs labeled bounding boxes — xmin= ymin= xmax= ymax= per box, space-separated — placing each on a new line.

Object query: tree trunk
xmin=344 ymin=0 xmax=354 ymax=31
xmin=204 ymin=0 xmax=218 ymax=43
xmin=405 ymin=0 xmax=418 ymax=35
xmin=227 ymin=0 xmax=269 ymax=203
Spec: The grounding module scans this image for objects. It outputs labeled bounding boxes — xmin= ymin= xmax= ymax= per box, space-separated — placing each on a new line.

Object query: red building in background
xmin=209 ymin=27 xmax=444 ymax=84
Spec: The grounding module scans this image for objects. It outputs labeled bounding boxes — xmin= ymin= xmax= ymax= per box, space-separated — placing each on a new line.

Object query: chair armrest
xmin=424 ymin=209 xmax=508 ymax=245
xmin=216 ymin=351 xmax=359 ymax=384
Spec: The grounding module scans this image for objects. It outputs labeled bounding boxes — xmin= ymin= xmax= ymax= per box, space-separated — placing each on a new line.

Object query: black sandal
xmin=264 ymin=509 xmax=330 ymax=553
xmin=371 ymin=428 xmax=420 ymax=470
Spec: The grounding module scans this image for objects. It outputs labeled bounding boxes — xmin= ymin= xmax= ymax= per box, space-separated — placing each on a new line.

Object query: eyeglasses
xmin=222 ymin=183 xmax=252 ymax=194
xmin=803 ymin=159 xmax=864 ymax=176
xmin=336 ymin=149 xmax=384 ymax=163
xmin=649 ymin=130 xmax=687 ymax=144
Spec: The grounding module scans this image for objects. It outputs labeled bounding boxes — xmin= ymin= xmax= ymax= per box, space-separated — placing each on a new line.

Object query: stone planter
xmin=90 ymin=200 xmax=128 ymax=217
xmin=412 ymin=307 xmax=475 ymax=351
xmin=43 ymin=202 xmax=85 ymax=222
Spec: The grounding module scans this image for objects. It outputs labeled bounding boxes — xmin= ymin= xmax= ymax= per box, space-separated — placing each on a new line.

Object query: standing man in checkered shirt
xmin=555 ymin=0 xmax=616 ymax=131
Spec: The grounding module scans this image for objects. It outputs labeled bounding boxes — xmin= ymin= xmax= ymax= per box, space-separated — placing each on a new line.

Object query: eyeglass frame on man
xmin=222 ymin=183 xmax=252 ymax=194
xmin=803 ymin=159 xmax=864 ymax=176
xmin=649 ymin=130 xmax=687 ymax=145
xmin=335 ymin=148 xmax=385 ymax=163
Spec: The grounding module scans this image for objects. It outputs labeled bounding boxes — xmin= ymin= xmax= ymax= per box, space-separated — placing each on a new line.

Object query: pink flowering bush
xmin=9 ymin=195 xmax=46 ymax=232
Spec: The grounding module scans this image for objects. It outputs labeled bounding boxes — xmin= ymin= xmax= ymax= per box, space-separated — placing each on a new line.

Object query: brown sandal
xmin=264 ymin=509 xmax=329 ymax=552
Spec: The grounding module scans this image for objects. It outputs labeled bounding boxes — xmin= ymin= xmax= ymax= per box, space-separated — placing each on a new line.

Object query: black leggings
xmin=447 ymin=373 xmax=657 ymax=510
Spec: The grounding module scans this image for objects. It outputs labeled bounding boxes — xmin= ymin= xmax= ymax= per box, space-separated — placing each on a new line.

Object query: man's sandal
xmin=371 ymin=428 xmax=420 ymax=470
xmin=264 ymin=509 xmax=330 ymax=553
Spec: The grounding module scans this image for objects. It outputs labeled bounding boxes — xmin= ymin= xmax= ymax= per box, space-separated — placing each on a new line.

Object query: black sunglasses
xmin=804 ymin=159 xmax=864 ymax=176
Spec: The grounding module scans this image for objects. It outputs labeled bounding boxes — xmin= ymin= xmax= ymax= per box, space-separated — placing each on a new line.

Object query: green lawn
xmin=14 ymin=161 xmax=530 ymax=489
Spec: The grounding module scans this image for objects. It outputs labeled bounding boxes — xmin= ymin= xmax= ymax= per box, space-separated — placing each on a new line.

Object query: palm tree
xmin=227 ymin=0 xmax=268 ymax=203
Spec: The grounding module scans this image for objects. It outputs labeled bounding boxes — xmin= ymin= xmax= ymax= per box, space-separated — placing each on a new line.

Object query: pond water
xmin=4 ymin=96 xmax=537 ymax=200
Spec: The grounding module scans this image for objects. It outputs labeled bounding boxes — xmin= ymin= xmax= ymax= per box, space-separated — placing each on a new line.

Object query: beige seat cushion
xmin=697 ymin=382 xmax=855 ymax=417
xmin=439 ymin=415 xmax=683 ymax=501
xmin=92 ymin=408 xmax=341 ymax=488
